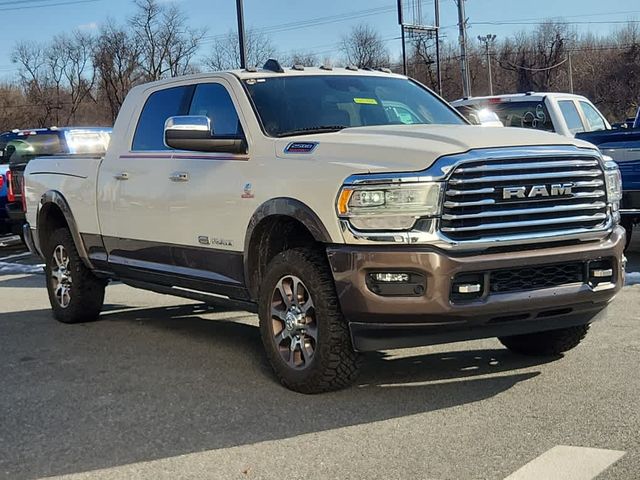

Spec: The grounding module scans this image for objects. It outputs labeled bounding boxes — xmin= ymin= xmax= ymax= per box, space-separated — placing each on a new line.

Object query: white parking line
xmin=504 ymin=445 xmax=625 ymax=480
xmin=0 ymin=252 xmax=31 ymax=262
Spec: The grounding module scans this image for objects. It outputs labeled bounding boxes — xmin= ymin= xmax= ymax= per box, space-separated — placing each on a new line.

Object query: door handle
xmin=169 ymin=172 xmax=189 ymax=182
xmin=114 ymin=172 xmax=129 ymax=180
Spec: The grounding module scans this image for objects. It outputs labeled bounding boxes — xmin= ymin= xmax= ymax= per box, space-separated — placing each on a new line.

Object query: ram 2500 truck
xmin=23 ymin=65 xmax=625 ymax=393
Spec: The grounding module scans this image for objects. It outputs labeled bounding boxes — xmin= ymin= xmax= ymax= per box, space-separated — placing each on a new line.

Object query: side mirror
xmin=164 ymin=115 xmax=247 ymax=154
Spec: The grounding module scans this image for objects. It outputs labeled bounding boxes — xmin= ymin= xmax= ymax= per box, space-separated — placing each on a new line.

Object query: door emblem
xmin=241 ymin=183 xmax=255 ymax=199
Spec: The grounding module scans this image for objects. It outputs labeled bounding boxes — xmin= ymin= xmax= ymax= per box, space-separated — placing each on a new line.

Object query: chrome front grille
xmin=440 ymin=155 xmax=609 ymax=242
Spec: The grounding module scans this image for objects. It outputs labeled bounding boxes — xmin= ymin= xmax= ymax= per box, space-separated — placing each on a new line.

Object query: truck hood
xmin=275 ymin=124 xmax=597 ymax=174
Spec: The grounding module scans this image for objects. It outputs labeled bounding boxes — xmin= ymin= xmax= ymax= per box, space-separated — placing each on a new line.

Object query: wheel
xmin=621 ymin=217 xmax=634 ymax=250
xmin=45 ymin=228 xmax=106 ymax=323
xmin=258 ymin=248 xmax=361 ymax=394
xmin=499 ymin=324 xmax=590 ymax=356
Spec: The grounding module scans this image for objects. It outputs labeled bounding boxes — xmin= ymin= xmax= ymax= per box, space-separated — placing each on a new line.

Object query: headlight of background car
xmin=604 ymin=160 xmax=622 ymax=203
xmin=337 ymin=182 xmax=443 ymax=231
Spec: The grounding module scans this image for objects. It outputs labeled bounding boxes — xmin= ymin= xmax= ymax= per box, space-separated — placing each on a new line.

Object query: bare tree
xmin=130 ymin=0 xmax=205 ymax=81
xmin=204 ymin=29 xmax=277 ymax=71
xmin=341 ymin=24 xmax=389 ymax=69
xmin=94 ymin=21 xmax=143 ymax=122
xmin=281 ymin=51 xmax=318 ymax=68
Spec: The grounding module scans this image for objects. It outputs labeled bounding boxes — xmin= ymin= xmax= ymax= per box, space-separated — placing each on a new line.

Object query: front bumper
xmin=327 ymin=226 xmax=625 ymax=351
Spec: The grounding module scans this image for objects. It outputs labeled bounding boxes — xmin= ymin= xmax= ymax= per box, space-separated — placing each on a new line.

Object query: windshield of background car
xmin=460 ymin=101 xmax=554 ymax=132
xmin=5 ymin=134 xmax=63 ymax=166
xmin=244 ymin=75 xmax=465 ymax=137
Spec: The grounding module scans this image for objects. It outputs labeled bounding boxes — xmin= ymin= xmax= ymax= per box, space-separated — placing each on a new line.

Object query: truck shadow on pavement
xmin=0 ymin=303 xmax=552 ymax=480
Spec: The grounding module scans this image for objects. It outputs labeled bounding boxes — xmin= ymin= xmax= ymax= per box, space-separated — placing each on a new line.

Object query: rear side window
xmin=461 ymin=101 xmax=554 ymax=131
xmin=132 ymin=86 xmax=192 ymax=151
xmin=558 ymin=100 xmax=585 ymax=134
xmin=580 ymin=101 xmax=607 ymax=132
xmin=188 ymin=83 xmax=242 ymax=136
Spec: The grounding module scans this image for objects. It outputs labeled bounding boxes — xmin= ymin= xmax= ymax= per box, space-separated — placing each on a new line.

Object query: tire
xmin=499 ymin=324 xmax=590 ymax=356
xmin=258 ymin=247 xmax=361 ymax=394
xmin=621 ymin=217 xmax=634 ymax=250
xmin=45 ymin=228 xmax=106 ymax=324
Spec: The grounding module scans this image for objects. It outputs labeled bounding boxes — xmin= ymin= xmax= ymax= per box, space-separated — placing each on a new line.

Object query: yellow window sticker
xmin=354 ymin=98 xmax=379 ymax=105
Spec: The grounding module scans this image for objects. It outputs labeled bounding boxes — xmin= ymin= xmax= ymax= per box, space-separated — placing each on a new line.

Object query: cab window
xmin=188 ymin=83 xmax=242 ymax=136
xmin=558 ymin=100 xmax=585 ymax=134
xmin=132 ymin=86 xmax=193 ymax=151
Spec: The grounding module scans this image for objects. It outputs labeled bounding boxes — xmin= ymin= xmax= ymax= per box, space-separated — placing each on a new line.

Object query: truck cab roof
xmin=452 ymin=92 xmax=592 ymax=105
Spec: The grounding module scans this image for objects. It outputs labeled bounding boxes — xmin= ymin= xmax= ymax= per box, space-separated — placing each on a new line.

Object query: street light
xmin=236 ymin=0 xmax=247 ymax=69
xmin=478 ymin=34 xmax=497 ymax=95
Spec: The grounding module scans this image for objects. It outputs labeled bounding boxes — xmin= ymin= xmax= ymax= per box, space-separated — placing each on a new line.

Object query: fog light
xmin=456 ymin=283 xmax=481 ymax=294
xmin=591 ymin=269 xmax=613 ymax=278
xmin=372 ymin=272 xmax=410 ymax=283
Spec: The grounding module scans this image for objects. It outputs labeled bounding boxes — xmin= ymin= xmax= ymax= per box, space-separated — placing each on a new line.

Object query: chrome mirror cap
xmin=165 ymin=115 xmax=211 ymax=132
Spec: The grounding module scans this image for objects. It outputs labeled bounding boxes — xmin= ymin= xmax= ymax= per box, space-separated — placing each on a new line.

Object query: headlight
xmin=603 ymin=159 xmax=622 ymax=203
xmin=337 ymin=182 xmax=443 ymax=231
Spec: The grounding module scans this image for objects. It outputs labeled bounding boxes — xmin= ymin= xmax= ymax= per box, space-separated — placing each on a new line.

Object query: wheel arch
xmin=37 ymin=190 xmax=93 ymax=269
xmin=244 ymin=198 xmax=333 ymax=300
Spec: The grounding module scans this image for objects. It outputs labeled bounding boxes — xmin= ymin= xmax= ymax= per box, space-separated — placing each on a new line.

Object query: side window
xmin=132 ymin=86 xmax=192 ymax=151
xmin=558 ymin=100 xmax=585 ymax=134
xmin=580 ymin=102 xmax=607 ymax=132
xmin=188 ymin=83 xmax=242 ymax=136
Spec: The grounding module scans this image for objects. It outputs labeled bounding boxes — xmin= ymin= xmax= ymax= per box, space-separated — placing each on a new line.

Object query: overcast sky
xmin=0 ymin=0 xmax=638 ymax=79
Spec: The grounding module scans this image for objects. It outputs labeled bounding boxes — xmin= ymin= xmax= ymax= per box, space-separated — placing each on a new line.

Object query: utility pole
xmin=478 ymin=34 xmax=496 ymax=95
xmin=456 ymin=0 xmax=471 ymax=98
xmin=236 ymin=0 xmax=247 ymax=69
xmin=398 ymin=0 xmax=407 ymax=75
xmin=568 ymin=52 xmax=574 ymax=93
xmin=435 ymin=0 xmax=442 ymax=95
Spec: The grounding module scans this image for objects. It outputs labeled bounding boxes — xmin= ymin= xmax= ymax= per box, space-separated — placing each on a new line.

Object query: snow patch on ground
xmin=626 ymin=272 xmax=640 ymax=286
xmin=0 ymin=262 xmax=44 ymax=275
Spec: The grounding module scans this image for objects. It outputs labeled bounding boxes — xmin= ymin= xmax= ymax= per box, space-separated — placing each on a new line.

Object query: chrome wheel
xmin=270 ymin=275 xmax=317 ymax=370
xmin=50 ymin=245 xmax=72 ymax=309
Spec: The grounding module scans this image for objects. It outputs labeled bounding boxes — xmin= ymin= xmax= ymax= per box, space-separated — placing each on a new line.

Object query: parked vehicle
xmin=0 ymin=165 xmax=9 ymax=235
xmin=452 ymin=93 xmax=640 ymax=246
xmin=24 ymin=64 xmax=624 ymax=393
xmin=2 ymin=128 xmax=111 ymax=238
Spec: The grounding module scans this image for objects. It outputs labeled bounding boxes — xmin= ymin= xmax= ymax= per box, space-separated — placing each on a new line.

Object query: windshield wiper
xmin=276 ymin=125 xmax=348 ymax=137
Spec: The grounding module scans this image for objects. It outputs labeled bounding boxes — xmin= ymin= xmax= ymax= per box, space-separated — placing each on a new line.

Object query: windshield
xmin=245 ymin=75 xmax=465 ymax=137
xmin=457 ymin=101 xmax=554 ymax=132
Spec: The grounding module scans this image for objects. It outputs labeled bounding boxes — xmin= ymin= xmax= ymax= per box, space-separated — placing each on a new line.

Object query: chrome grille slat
xmin=441 ymin=213 xmax=608 ymax=232
xmin=448 ymin=169 xmax=602 ymax=185
xmin=456 ymin=159 xmax=599 ymax=173
xmin=440 ymin=154 xmax=609 ymax=243
xmin=442 ymin=202 xmax=607 ymax=221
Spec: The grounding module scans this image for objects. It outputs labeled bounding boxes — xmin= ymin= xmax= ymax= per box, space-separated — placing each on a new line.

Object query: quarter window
xmin=132 ymin=86 xmax=192 ymax=151
xmin=188 ymin=83 xmax=242 ymax=136
xmin=580 ymin=101 xmax=607 ymax=132
xmin=558 ymin=100 xmax=585 ymax=134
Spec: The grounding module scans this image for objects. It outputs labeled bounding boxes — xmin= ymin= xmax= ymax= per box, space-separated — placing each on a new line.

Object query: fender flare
xmin=37 ymin=190 xmax=94 ymax=270
xmin=243 ymin=197 xmax=333 ymax=295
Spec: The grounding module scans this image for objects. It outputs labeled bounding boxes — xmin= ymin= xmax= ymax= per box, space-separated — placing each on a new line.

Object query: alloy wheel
xmin=50 ymin=245 xmax=72 ymax=309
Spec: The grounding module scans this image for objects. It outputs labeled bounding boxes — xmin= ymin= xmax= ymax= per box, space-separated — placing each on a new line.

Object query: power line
xmin=0 ymin=0 xmax=100 ymax=12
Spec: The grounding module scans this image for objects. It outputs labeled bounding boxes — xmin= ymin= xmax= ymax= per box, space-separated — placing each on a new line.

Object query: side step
xmin=122 ymin=280 xmax=258 ymax=313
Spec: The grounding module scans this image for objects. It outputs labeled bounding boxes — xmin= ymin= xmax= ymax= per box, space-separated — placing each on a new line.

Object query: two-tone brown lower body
xmin=327 ymin=226 xmax=626 ymax=351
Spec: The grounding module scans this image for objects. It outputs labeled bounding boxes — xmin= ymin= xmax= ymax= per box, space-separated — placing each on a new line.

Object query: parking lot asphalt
xmin=1 ymin=233 xmax=639 ymax=480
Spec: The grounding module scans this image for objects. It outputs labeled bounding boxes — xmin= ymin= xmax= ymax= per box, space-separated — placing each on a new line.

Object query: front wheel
xmin=499 ymin=324 xmax=590 ymax=356
xmin=45 ymin=228 xmax=106 ymax=323
xmin=258 ymin=248 xmax=361 ymax=394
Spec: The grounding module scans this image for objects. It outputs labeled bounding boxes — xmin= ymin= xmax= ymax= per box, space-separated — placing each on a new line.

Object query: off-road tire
xmin=499 ymin=324 xmax=590 ymax=356
xmin=45 ymin=228 xmax=106 ymax=323
xmin=258 ymin=248 xmax=361 ymax=394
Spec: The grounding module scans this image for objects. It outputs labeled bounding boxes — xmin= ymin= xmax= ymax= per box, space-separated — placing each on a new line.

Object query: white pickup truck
xmin=23 ymin=64 xmax=625 ymax=393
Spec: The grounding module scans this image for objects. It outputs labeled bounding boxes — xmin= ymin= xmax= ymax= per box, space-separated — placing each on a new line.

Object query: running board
xmin=122 ymin=280 xmax=258 ymax=313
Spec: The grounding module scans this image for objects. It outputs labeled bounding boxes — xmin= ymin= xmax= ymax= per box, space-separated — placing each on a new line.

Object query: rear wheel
xmin=258 ymin=248 xmax=361 ymax=394
xmin=499 ymin=325 xmax=590 ymax=356
xmin=45 ymin=228 xmax=106 ymax=323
